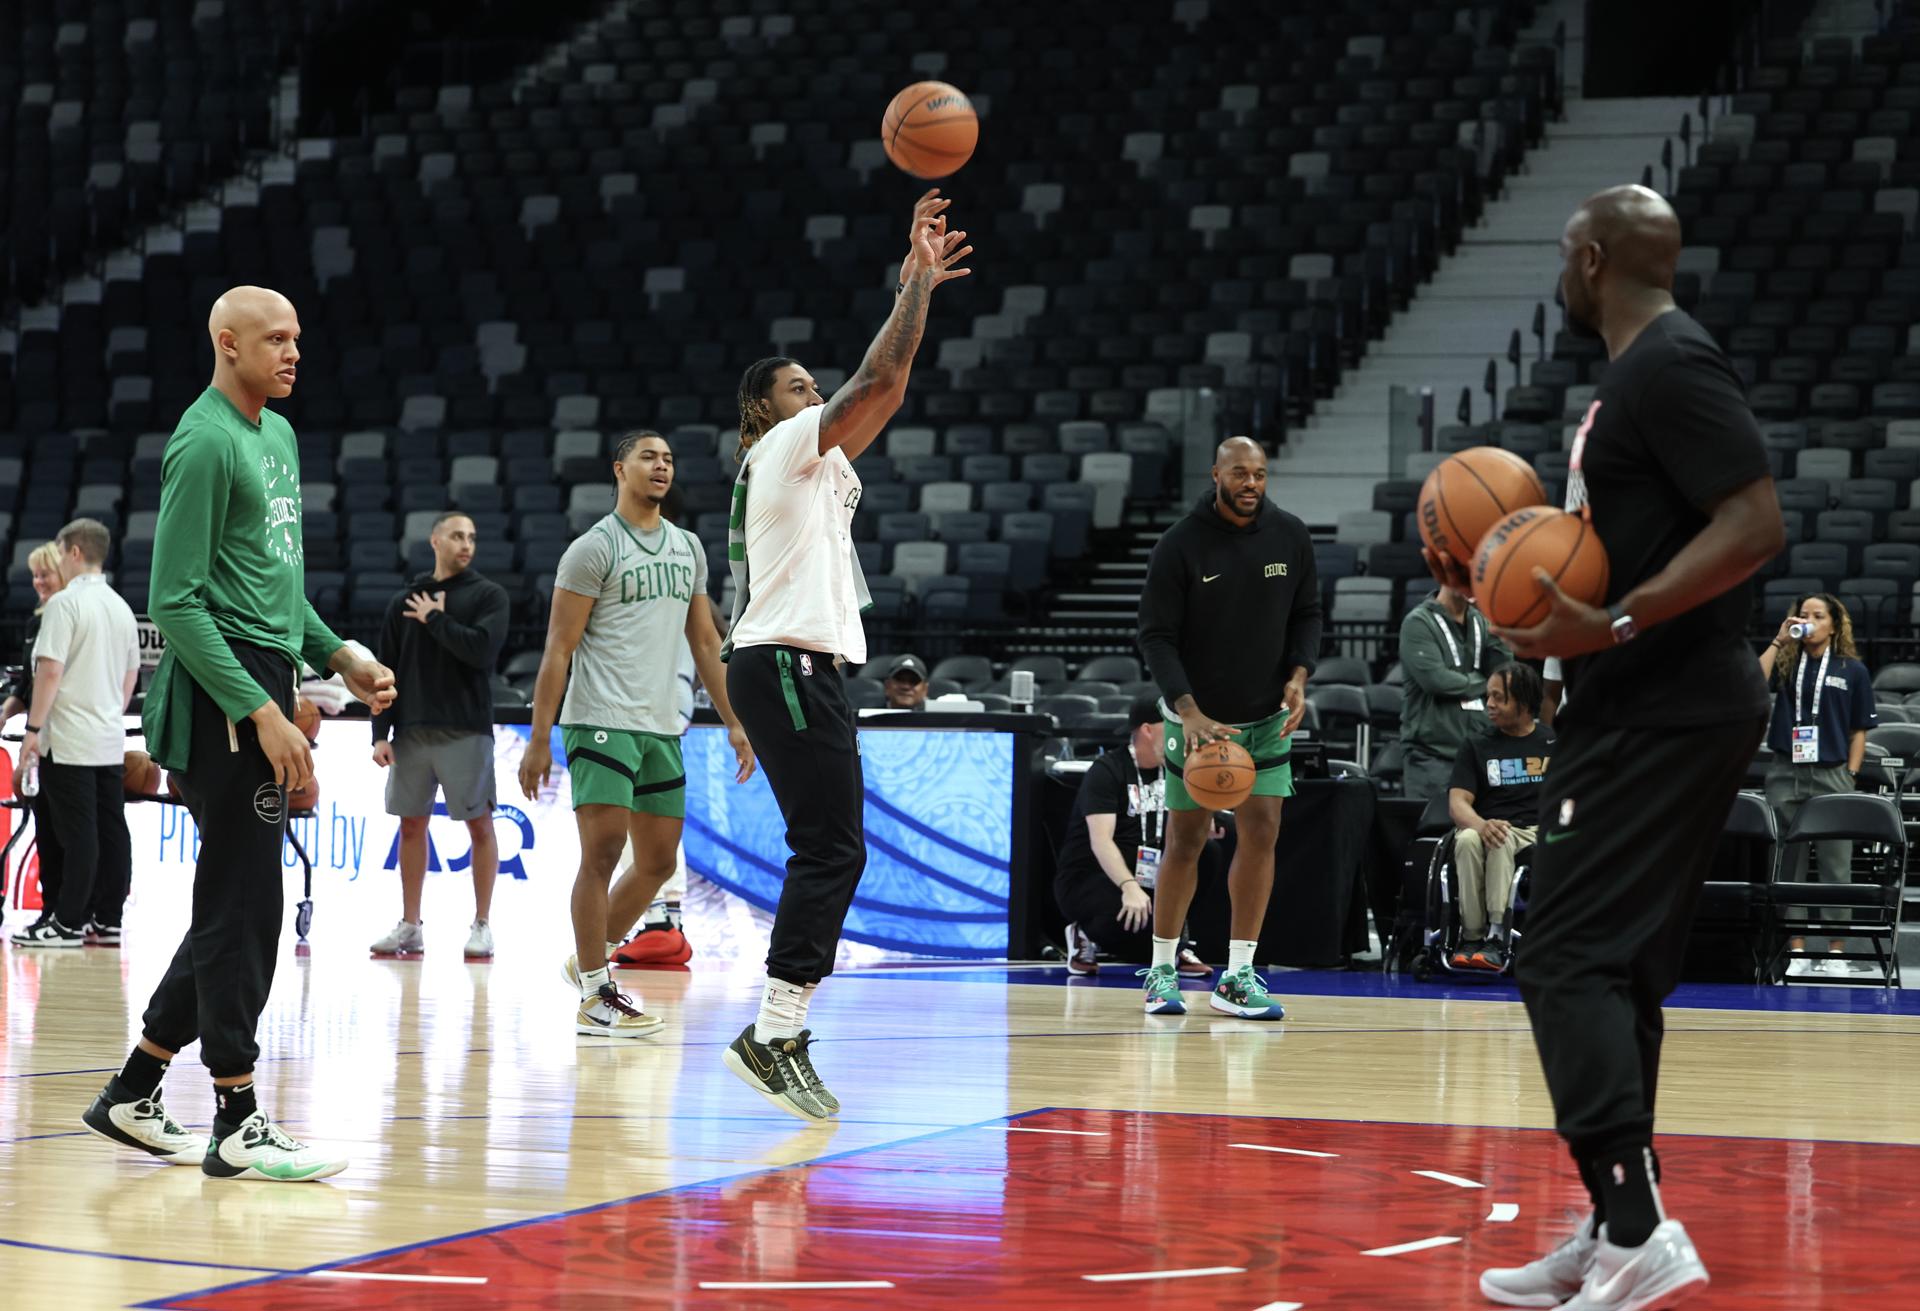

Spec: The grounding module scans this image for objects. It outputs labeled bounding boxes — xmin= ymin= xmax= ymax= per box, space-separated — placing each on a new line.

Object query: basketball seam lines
xmin=1486 ymin=512 xmax=1555 ymax=628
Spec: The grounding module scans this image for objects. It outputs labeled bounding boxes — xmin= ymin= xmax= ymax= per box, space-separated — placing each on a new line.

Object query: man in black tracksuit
xmin=1135 ymin=436 xmax=1321 ymax=1020
xmin=368 ymin=510 xmax=511 ymax=959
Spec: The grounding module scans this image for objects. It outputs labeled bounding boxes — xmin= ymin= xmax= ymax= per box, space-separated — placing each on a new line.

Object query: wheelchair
xmin=1403 ymin=809 xmax=1535 ymax=983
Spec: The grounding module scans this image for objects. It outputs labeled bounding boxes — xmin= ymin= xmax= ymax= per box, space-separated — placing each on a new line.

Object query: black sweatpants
xmin=29 ymin=788 xmax=66 ymax=916
xmin=726 ymin=645 xmax=866 ymax=986
xmin=1516 ymin=716 xmax=1764 ymax=1160
xmin=140 ymin=642 xmax=294 ymax=1079
xmin=43 ymin=757 xmax=131 ymax=928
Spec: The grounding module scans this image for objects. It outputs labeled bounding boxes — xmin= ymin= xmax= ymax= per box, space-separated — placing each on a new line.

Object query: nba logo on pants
xmin=799 ymin=654 xmax=813 ymax=676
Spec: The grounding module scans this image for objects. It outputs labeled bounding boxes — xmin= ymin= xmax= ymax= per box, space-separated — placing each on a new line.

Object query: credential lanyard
xmin=1131 ymin=745 xmax=1162 ymax=849
xmin=1794 ymin=646 xmax=1832 ymax=727
xmin=1425 ymin=606 xmax=1482 ymax=674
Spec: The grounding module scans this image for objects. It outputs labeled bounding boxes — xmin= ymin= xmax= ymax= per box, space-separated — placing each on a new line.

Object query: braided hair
xmin=735 ymin=356 xmax=799 ymax=462
xmin=612 ymin=428 xmax=666 ymax=465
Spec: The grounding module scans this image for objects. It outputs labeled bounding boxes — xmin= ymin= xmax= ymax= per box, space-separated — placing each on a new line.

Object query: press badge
xmin=1135 ymin=846 xmax=1162 ymax=890
xmin=1792 ymin=725 xmax=1819 ymax=765
xmin=1461 ymin=698 xmax=1486 ymax=711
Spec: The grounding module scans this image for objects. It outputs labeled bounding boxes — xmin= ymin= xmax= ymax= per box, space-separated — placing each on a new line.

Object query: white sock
xmin=800 ymin=982 xmax=818 ymax=1030
xmin=580 ymin=965 xmax=611 ymax=1001
xmin=1151 ymin=935 xmax=1178 ymax=969
xmin=755 ymin=978 xmax=807 ymax=1044
xmin=605 ymin=940 xmax=621 ymax=958
xmin=1228 ymin=939 xmax=1257 ymax=973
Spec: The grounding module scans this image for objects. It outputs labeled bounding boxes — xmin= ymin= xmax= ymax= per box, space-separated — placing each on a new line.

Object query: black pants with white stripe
xmin=726 ymin=644 xmax=867 ymax=986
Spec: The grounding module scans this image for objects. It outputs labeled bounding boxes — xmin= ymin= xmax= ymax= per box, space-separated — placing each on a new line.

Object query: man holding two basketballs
xmin=1427 ymin=187 xmax=1784 ymax=1311
xmin=1137 ymin=435 xmax=1320 ymax=1022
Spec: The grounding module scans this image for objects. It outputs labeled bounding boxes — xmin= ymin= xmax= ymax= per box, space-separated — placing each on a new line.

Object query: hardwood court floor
xmin=2 ymin=915 xmax=1916 ymax=1309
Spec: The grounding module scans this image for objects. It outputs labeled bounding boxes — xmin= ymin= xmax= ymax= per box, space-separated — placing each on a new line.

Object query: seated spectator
xmin=1758 ymin=594 xmax=1876 ymax=977
xmin=1053 ymin=696 xmax=1213 ymax=978
xmin=882 ymin=655 xmax=929 ymax=710
xmin=1400 ymin=582 xmax=1511 ymax=800
xmin=1445 ymin=662 xmax=1554 ymax=972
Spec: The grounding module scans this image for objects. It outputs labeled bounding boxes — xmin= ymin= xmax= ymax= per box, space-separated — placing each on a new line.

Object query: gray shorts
xmin=386 ymin=728 xmax=496 ymax=820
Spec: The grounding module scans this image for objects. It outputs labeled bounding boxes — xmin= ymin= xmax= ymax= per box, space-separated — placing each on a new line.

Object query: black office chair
xmin=1769 ymin=792 xmax=1906 ymax=986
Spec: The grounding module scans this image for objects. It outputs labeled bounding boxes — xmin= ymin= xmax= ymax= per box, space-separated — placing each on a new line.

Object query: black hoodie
xmin=371 ymin=568 xmax=511 ymax=742
xmin=1137 ymin=491 xmax=1322 ymax=725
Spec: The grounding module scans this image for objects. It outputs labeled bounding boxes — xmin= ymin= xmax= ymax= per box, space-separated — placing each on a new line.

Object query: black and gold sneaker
xmin=723 ymin=1023 xmax=832 ymax=1121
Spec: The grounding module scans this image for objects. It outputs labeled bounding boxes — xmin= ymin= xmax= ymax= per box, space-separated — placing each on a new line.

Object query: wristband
xmin=23 ymin=723 xmax=39 ymax=733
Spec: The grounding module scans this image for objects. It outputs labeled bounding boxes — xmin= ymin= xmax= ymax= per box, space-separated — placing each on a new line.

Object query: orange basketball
xmin=1419 ymin=447 xmax=1549 ymax=567
xmin=881 ymin=80 xmax=978 ymax=179
xmin=293 ymin=696 xmax=321 ymax=743
xmin=1472 ymin=506 xmax=1611 ymax=629
xmin=122 ymin=750 xmax=160 ymax=797
xmin=1183 ymin=739 xmax=1256 ymax=811
xmin=289 ymin=777 xmax=320 ymax=816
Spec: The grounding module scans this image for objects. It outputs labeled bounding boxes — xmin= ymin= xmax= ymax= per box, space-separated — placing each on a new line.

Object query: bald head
xmin=1211 ymin=434 xmax=1268 ymax=523
xmin=1214 ymin=435 xmax=1264 ymax=468
xmin=1570 ymin=185 xmax=1681 ymax=291
xmin=206 ymin=285 xmax=302 ymax=412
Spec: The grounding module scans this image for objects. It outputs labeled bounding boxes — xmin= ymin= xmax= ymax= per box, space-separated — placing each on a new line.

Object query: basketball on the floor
xmin=881 ymin=80 xmax=978 ymax=179
xmin=289 ymin=777 xmax=320 ymax=815
xmin=293 ymin=696 xmax=321 ymax=743
xmin=1472 ymin=505 xmax=1611 ymax=629
xmin=1418 ymin=447 xmax=1549 ymax=567
xmin=1183 ymin=739 xmax=1256 ymax=811
xmin=122 ymin=749 xmax=159 ymax=797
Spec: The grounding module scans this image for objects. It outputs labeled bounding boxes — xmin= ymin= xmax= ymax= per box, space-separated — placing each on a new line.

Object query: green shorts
xmin=560 ymin=726 xmax=686 ymax=817
xmin=1164 ymin=705 xmax=1294 ymax=811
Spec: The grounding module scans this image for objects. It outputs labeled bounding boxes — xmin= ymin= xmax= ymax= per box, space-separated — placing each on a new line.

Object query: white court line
xmin=1083 ymin=1266 xmax=1247 ymax=1283
xmin=989 ymin=1126 xmax=1107 ymax=1136
xmin=1487 ymin=1203 xmax=1521 ymax=1223
xmin=1229 ymin=1143 xmax=1340 ymax=1158
xmin=699 ymin=1281 xmax=896 ymax=1290
xmin=1252 ymin=1303 xmax=1306 ymax=1310
xmin=1362 ymin=1236 xmax=1463 ymax=1258
xmin=1412 ymin=1170 xmax=1486 ymax=1190
xmin=307 ymin=1272 xmax=489 ymax=1285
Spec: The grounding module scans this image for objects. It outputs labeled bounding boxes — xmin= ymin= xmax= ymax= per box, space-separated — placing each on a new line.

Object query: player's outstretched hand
xmin=728 ymin=724 xmax=757 ymax=784
xmin=1179 ymin=705 xmax=1241 ymax=748
xmin=899 ymin=189 xmax=972 ymax=291
xmin=1492 ymin=567 xmax=1613 ymax=659
xmin=518 ymin=738 xmax=552 ymax=802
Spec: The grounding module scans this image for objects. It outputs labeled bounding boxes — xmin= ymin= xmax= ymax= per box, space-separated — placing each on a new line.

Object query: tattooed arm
xmin=818 ymin=189 xmax=973 ymax=460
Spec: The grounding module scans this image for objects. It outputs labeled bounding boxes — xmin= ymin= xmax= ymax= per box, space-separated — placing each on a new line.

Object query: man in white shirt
xmin=12 ymin=519 xmax=140 ymax=947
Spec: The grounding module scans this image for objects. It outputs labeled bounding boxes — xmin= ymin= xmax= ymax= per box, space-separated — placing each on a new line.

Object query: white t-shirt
xmin=34 ymin=573 xmax=140 ymax=767
xmin=729 ymin=404 xmax=868 ymax=662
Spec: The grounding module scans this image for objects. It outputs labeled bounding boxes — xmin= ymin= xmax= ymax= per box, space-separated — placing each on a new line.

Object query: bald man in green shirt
xmin=80 ymin=287 xmax=396 ymax=1183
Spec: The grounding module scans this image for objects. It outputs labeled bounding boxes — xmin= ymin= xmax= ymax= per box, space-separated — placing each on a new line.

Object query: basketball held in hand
xmin=881 ymin=80 xmax=979 ymax=179
xmin=1183 ymin=739 xmax=1256 ymax=811
xmin=1419 ymin=447 xmax=1549 ymax=567
xmin=122 ymin=750 xmax=160 ymax=797
xmin=293 ymin=696 xmax=322 ymax=743
xmin=1472 ymin=506 xmax=1611 ymax=629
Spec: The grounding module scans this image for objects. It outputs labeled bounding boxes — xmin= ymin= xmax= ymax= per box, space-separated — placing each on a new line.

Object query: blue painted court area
xmin=838 ymin=962 xmax=1920 ymax=1016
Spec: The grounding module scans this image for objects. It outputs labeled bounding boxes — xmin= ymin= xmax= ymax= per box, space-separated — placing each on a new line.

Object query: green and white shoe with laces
xmin=1138 ymin=963 xmax=1187 ymax=1015
xmin=1211 ymin=965 xmax=1286 ymax=1020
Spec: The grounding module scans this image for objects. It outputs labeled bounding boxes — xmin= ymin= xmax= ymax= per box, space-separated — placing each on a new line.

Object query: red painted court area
xmin=160 ymin=1110 xmax=1920 ymax=1309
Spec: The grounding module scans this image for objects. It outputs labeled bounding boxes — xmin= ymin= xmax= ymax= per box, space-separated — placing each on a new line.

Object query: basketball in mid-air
xmin=1472 ymin=505 xmax=1611 ymax=629
xmin=881 ymin=80 xmax=978 ymax=179
xmin=1182 ymin=739 xmax=1256 ymax=811
xmin=1418 ymin=447 xmax=1549 ymax=567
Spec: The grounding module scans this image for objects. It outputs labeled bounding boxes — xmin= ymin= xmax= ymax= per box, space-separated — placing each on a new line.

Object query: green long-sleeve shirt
xmin=140 ymin=386 xmax=343 ymax=770
xmin=1397 ymin=594 xmax=1510 ymax=760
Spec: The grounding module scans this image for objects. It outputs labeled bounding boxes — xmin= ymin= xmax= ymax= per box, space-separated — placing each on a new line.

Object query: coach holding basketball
xmin=80 ymin=286 xmax=396 ymax=1183
xmin=1136 ymin=434 xmax=1320 ymax=1022
xmin=1436 ymin=188 xmax=1781 ymax=1309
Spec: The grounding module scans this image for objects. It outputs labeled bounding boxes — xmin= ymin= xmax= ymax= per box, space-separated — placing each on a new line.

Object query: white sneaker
xmin=369 ymin=919 xmax=424 ymax=957
xmin=463 ymin=920 xmax=494 ymax=958
xmin=1480 ymin=1213 xmax=1599 ymax=1306
xmin=1784 ymin=957 xmax=1816 ymax=979
xmin=202 ymin=1110 xmax=348 ymax=1182
xmin=1560 ymin=1220 xmax=1709 ymax=1310
xmin=576 ymin=983 xmax=665 ymax=1039
xmin=81 ymin=1087 xmax=202 ymax=1164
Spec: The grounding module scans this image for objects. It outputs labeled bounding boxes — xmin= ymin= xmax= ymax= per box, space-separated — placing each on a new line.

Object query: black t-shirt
xmin=1054 ymin=748 xmax=1166 ymax=889
xmin=1448 ymin=724 xmax=1556 ymax=824
xmin=1765 ymin=651 xmax=1877 ymax=765
xmin=1558 ymin=310 xmax=1772 ymax=729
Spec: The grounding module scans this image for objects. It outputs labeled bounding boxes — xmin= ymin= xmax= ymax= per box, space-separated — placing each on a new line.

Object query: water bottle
xmin=16 ymin=754 xmax=37 ymax=798
xmin=1789 ymin=621 xmax=1812 ymax=641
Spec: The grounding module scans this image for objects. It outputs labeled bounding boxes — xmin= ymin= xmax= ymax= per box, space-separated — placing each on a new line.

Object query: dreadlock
xmin=1773 ymin=591 xmax=1859 ymax=687
xmin=736 ymin=356 xmax=799 ymax=462
xmin=612 ymin=428 xmax=665 ymax=465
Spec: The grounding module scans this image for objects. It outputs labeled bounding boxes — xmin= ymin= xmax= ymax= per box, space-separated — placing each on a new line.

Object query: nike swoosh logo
xmin=1202 ymin=574 xmax=1221 ymax=583
xmin=1542 ymin=829 xmax=1580 ymax=845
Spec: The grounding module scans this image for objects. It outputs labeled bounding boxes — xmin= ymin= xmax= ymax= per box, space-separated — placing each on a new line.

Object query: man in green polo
xmin=518 ymin=430 xmax=754 ymax=1040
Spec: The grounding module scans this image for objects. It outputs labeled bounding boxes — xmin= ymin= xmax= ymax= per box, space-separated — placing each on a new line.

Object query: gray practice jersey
xmin=554 ymin=513 xmax=708 ymax=735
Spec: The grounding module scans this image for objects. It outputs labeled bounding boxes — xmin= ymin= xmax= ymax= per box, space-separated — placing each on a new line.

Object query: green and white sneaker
xmin=1138 ymin=963 xmax=1187 ymax=1015
xmin=202 ymin=1111 xmax=347 ymax=1182
xmin=1211 ymin=965 xmax=1286 ymax=1020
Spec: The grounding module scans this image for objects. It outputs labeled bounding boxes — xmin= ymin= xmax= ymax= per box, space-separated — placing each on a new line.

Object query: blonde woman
xmin=4 ymin=542 xmax=70 ymax=934
xmin=1758 ymin=592 xmax=1878 ymax=976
